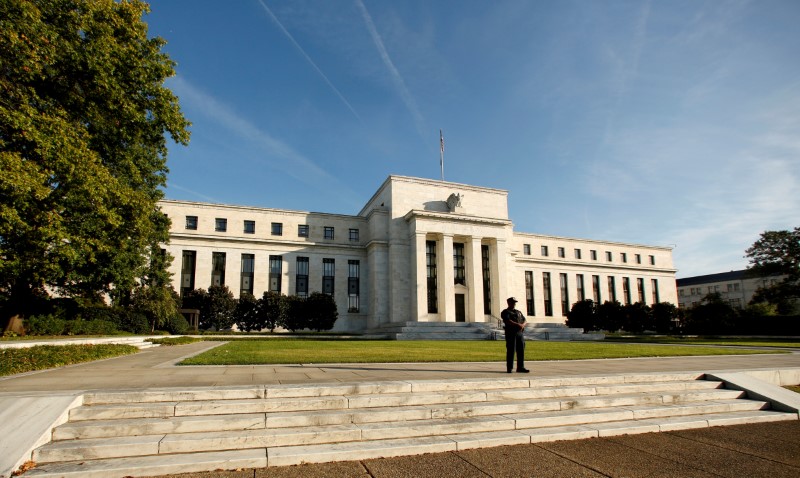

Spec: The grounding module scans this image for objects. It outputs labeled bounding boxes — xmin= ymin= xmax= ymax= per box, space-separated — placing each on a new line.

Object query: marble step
xmin=52 ymin=397 xmax=768 ymax=441
xmin=68 ymin=380 xmax=728 ymax=421
xmin=80 ymin=373 xmax=707 ymax=405
xmin=25 ymin=410 xmax=796 ymax=477
xmin=36 ymin=398 xmax=775 ymax=463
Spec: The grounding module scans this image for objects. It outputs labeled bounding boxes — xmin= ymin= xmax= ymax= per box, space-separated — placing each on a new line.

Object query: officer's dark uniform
xmin=501 ymin=297 xmax=529 ymax=373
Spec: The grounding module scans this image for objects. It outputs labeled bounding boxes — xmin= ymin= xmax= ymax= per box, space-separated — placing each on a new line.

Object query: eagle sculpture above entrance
xmin=446 ymin=193 xmax=464 ymax=212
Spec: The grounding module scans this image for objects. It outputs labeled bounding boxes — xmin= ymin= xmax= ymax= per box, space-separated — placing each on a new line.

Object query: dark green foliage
xmin=107 ymin=309 xmax=150 ymax=334
xmin=652 ymin=302 xmax=682 ymax=334
xmin=259 ymin=291 xmax=287 ymax=332
xmin=234 ymin=293 xmax=260 ymax=332
xmin=597 ymin=300 xmax=624 ymax=333
xmin=162 ymin=313 xmax=190 ymax=335
xmin=622 ymin=302 xmax=652 ymax=334
xmin=307 ymin=293 xmax=339 ymax=332
xmin=284 ymin=295 xmax=309 ymax=332
xmin=0 ymin=0 xmax=189 ymax=327
xmin=745 ymin=227 xmax=800 ymax=314
xmin=180 ymin=286 xmax=235 ymax=331
xmin=566 ymin=300 xmax=597 ymax=331
xmin=684 ymin=293 xmax=738 ymax=335
xmin=24 ymin=314 xmax=67 ymax=335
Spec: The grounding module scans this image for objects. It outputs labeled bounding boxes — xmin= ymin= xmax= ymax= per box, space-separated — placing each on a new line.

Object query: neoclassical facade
xmin=160 ymin=176 xmax=677 ymax=332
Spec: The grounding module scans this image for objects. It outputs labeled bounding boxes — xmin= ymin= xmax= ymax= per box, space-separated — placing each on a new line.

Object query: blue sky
xmin=145 ymin=0 xmax=800 ymax=278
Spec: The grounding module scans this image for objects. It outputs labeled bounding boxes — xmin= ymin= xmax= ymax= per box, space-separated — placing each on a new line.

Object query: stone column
xmin=439 ymin=234 xmax=455 ymax=322
xmin=491 ymin=238 xmax=509 ymax=319
xmin=411 ymin=232 xmax=428 ymax=322
xmin=465 ymin=237 xmax=484 ymax=323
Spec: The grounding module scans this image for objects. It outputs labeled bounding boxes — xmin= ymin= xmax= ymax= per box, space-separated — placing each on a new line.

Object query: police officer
xmin=501 ymin=297 xmax=530 ymax=373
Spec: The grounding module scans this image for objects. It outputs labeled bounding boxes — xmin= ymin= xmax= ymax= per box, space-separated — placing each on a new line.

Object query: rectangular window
xmin=635 ymin=254 xmax=642 ymax=264
xmin=574 ymin=248 xmax=582 ymax=260
xmin=453 ymin=242 xmax=466 ymax=285
xmin=592 ymin=275 xmax=601 ymax=303
xmin=733 ymin=283 xmax=740 ymax=291
xmin=543 ymin=272 xmax=553 ymax=316
xmin=180 ymin=250 xmax=196 ymax=297
xmin=591 ymin=250 xmax=598 ymax=261
xmin=211 ymin=252 xmax=226 ymax=287
xmin=481 ymin=245 xmax=491 ymax=315
xmin=608 ymin=276 xmax=617 ymax=302
xmin=269 ymin=255 xmax=282 ymax=293
xmin=244 ymin=220 xmax=255 ymax=234
xmin=558 ymin=247 xmax=565 ymax=258
xmin=621 ymin=252 xmax=627 ymax=263
xmin=324 ymin=226 xmax=334 ymax=240
xmin=426 ymin=241 xmax=438 ymax=313
xmin=622 ymin=277 xmax=631 ymax=305
xmin=322 ymin=258 xmax=335 ymax=295
xmin=559 ymin=273 xmax=569 ymax=316
xmin=185 ymin=216 xmax=198 ymax=230
xmin=525 ymin=271 xmax=535 ymax=316
xmin=576 ymin=274 xmax=585 ymax=301
xmin=295 ymin=257 xmax=309 ymax=298
xmin=649 ymin=255 xmax=655 ymax=265
xmin=637 ymin=278 xmax=645 ymax=303
xmin=348 ymin=260 xmax=360 ymax=312
xmin=240 ymin=253 xmax=254 ymax=296
xmin=541 ymin=245 xmax=549 ymax=257
xmin=298 ymin=224 xmax=309 ymax=237
xmin=606 ymin=251 xmax=613 ymax=262
xmin=349 ymin=228 xmax=359 ymax=242
xmin=650 ymin=279 xmax=661 ymax=305
xmin=215 ymin=218 xmax=227 ymax=232
xmin=523 ymin=244 xmax=531 ymax=255
xmin=271 ymin=223 xmax=283 ymax=236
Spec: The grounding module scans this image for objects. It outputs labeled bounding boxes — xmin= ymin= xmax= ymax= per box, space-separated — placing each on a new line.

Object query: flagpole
xmin=439 ymin=129 xmax=444 ymax=181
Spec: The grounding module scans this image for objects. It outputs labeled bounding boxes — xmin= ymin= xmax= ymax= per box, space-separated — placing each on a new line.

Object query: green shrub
xmin=566 ymin=300 xmax=597 ymax=331
xmin=163 ymin=314 xmax=191 ymax=335
xmin=109 ymin=309 xmax=150 ymax=334
xmin=66 ymin=319 xmax=119 ymax=335
xmin=25 ymin=314 xmax=67 ymax=335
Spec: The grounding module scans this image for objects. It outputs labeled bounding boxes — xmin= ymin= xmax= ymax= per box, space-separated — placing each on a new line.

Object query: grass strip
xmin=179 ymin=339 xmax=785 ymax=366
xmin=0 ymin=344 xmax=138 ymax=376
xmin=147 ymin=336 xmax=202 ymax=346
xmin=606 ymin=337 xmax=800 ymax=348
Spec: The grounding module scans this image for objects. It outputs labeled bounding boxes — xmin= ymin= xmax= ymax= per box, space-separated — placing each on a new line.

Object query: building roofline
xmin=357 ymin=175 xmax=508 ymax=217
xmin=513 ymin=231 xmax=674 ymax=251
xmin=158 ymin=199 xmax=364 ymax=222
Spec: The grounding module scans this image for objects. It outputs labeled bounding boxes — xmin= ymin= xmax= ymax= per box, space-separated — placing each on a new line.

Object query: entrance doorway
xmin=455 ymin=294 xmax=466 ymax=322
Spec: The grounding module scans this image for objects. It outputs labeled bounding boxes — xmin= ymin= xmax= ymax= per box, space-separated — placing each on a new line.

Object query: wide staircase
xmin=364 ymin=321 xmax=604 ymax=341
xmin=20 ymin=373 xmax=797 ymax=477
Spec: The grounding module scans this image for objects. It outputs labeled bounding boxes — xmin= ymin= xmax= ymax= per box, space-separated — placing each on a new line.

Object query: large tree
xmin=0 ymin=0 xmax=189 ymax=324
xmin=745 ymin=227 xmax=800 ymax=314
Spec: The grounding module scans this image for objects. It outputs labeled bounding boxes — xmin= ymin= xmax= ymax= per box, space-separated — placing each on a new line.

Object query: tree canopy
xmin=745 ymin=226 xmax=799 ymax=313
xmin=0 ymin=0 xmax=190 ymax=322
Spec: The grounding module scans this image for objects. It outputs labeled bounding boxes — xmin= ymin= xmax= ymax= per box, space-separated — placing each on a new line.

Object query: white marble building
xmin=160 ymin=176 xmax=677 ymax=332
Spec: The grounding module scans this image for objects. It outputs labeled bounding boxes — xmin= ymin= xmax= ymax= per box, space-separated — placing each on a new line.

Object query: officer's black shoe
xmin=517 ymin=368 xmax=530 ymax=373
xmin=507 ymin=370 xmax=513 ymax=373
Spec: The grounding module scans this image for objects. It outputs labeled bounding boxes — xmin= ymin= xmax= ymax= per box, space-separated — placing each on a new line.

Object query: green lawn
xmin=0 ymin=344 xmax=139 ymax=376
xmin=179 ymin=339 xmax=786 ymax=365
xmin=605 ymin=336 xmax=800 ymax=348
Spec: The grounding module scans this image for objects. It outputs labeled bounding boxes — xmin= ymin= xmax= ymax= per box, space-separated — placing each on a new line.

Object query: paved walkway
xmin=3 ymin=341 xmax=800 ymax=392
xmin=2 ymin=342 xmax=799 ymax=478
